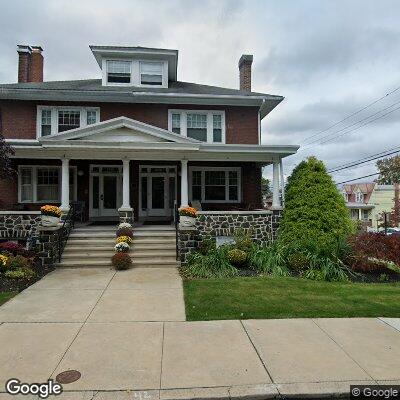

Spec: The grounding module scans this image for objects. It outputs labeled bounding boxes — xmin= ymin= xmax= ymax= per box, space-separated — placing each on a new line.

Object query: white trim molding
xmin=168 ymin=109 xmax=226 ymax=144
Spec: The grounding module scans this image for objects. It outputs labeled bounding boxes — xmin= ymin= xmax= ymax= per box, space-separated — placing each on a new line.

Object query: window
xmin=171 ymin=114 xmax=181 ymax=134
xmin=87 ymin=110 xmax=97 ymax=125
xmin=213 ymin=114 xmax=222 ymax=143
xmin=18 ymin=166 xmax=77 ymax=203
xmin=355 ymin=191 xmax=364 ymax=203
xmin=41 ymin=109 xmax=52 ymax=136
xmin=58 ymin=110 xmax=80 ymax=132
xmin=140 ymin=62 xmax=163 ymax=85
xmin=187 ymin=113 xmax=207 ymax=141
xmin=189 ymin=167 xmax=241 ymax=203
xmin=37 ymin=107 xmax=100 ymax=137
xmin=362 ymin=210 xmax=369 ymax=220
xmin=342 ymin=192 xmax=348 ymax=202
xmin=169 ymin=110 xmax=225 ymax=143
xmin=107 ymin=60 xmax=131 ymax=84
xmin=351 ymin=209 xmax=359 ymax=219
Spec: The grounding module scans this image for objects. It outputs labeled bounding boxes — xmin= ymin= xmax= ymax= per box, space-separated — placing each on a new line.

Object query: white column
xmin=180 ymin=160 xmax=189 ymax=207
xmin=121 ymin=159 xmax=131 ymax=209
xmin=272 ymin=160 xmax=281 ymax=209
xmin=60 ymin=158 xmax=70 ymax=212
xmin=279 ymin=158 xmax=285 ymax=206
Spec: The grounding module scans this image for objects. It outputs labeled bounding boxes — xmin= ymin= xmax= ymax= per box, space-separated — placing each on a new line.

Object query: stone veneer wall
xmin=0 ymin=211 xmax=41 ymax=240
xmin=178 ymin=210 xmax=282 ymax=264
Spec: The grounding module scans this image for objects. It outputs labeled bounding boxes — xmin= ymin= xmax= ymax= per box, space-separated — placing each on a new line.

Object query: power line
xmin=302 ymin=100 xmax=400 ymax=149
xmin=328 ymin=147 xmax=400 ymax=173
xmin=336 ymin=172 xmax=380 ymax=185
xmin=301 ymin=85 xmax=400 ymax=145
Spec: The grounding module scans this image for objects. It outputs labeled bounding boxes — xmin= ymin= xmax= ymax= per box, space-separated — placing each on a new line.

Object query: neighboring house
xmin=342 ymin=183 xmax=395 ymax=229
xmin=0 ymin=44 xmax=298 ymax=223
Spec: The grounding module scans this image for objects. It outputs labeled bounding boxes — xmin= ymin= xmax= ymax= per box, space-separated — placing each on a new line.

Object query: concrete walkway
xmin=0 ymin=268 xmax=399 ymax=399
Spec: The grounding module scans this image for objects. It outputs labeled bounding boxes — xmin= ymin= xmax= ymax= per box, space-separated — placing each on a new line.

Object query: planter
xmin=41 ymin=215 xmax=60 ymax=227
xmin=180 ymin=215 xmax=196 ymax=227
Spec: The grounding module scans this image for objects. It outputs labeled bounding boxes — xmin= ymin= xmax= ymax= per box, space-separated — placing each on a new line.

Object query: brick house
xmin=0 ymin=44 xmax=298 ymax=224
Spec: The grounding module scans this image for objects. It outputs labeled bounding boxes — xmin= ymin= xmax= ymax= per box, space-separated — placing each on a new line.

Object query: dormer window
xmin=140 ymin=62 xmax=163 ymax=85
xmin=355 ymin=191 xmax=364 ymax=203
xmin=106 ymin=60 xmax=131 ymax=84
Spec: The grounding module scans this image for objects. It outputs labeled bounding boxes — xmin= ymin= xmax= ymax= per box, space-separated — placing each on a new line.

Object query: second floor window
xmin=140 ymin=62 xmax=163 ymax=85
xmin=107 ymin=60 xmax=131 ymax=84
xmin=355 ymin=191 xmax=364 ymax=203
xmin=37 ymin=107 xmax=100 ymax=137
xmin=168 ymin=110 xmax=225 ymax=143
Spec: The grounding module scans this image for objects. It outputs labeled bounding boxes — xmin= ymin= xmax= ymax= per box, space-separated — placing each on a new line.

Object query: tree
xmin=376 ymin=155 xmax=400 ymax=184
xmin=0 ymin=133 xmax=14 ymax=179
xmin=279 ymin=157 xmax=353 ymax=253
xmin=261 ymin=177 xmax=271 ymax=198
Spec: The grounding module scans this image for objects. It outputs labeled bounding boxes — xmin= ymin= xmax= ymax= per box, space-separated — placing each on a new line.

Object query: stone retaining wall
xmin=0 ymin=211 xmax=41 ymax=240
xmin=178 ymin=210 xmax=282 ymax=264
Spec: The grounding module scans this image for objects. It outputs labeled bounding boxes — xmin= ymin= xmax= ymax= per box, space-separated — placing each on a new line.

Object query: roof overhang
xmin=346 ymin=203 xmax=375 ymax=210
xmin=90 ymin=45 xmax=178 ymax=81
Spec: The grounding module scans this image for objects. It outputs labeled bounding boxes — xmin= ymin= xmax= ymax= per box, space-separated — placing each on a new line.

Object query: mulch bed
xmin=0 ymin=260 xmax=55 ymax=292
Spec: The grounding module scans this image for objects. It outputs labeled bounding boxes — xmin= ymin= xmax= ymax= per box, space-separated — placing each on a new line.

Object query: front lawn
xmin=184 ymin=276 xmax=400 ymax=320
xmin=0 ymin=292 xmax=16 ymax=306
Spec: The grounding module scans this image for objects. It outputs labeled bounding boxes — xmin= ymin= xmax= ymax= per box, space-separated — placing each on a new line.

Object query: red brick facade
xmin=0 ymin=101 xmax=260 ymax=144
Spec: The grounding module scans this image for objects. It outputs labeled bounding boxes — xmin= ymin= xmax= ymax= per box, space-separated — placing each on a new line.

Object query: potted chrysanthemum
xmin=179 ymin=206 xmax=197 ymax=227
xmin=40 ymin=205 xmax=62 ymax=227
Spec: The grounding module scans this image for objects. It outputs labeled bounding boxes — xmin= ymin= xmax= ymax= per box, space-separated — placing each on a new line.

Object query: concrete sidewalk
xmin=0 ymin=268 xmax=399 ymax=399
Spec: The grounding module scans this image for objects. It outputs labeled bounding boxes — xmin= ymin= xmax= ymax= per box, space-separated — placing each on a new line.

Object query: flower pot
xmin=41 ymin=215 xmax=60 ymax=227
xmin=180 ymin=215 xmax=196 ymax=227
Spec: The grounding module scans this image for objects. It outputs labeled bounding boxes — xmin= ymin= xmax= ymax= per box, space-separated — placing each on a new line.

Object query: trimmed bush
xmin=227 ymin=248 xmax=247 ymax=266
xmin=280 ymin=157 xmax=353 ymax=255
xmin=111 ymin=253 xmax=132 ymax=270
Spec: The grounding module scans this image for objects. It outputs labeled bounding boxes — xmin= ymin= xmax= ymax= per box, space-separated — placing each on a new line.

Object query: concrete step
xmin=132 ymin=251 xmax=176 ymax=259
xmin=132 ymin=243 xmax=176 ymax=251
xmin=67 ymin=238 xmax=116 ymax=244
xmin=131 ymin=259 xmax=180 ymax=268
xmin=58 ymin=259 xmax=112 ymax=268
xmin=64 ymin=245 xmax=114 ymax=252
xmin=134 ymin=226 xmax=174 ymax=231
xmin=69 ymin=232 xmax=115 ymax=239
xmin=133 ymin=231 xmax=176 ymax=238
xmin=62 ymin=252 xmax=115 ymax=259
xmin=132 ymin=237 xmax=176 ymax=244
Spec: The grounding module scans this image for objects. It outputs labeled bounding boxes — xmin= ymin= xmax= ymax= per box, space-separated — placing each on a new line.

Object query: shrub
xmin=116 ymin=227 xmax=133 ymax=238
xmin=198 ymin=237 xmax=216 ymax=255
xmin=0 ymin=241 xmax=25 ymax=256
xmin=279 ymin=157 xmax=353 ymax=255
xmin=183 ymin=246 xmax=238 ymax=278
xmin=111 ymin=253 xmax=132 ymax=270
xmin=179 ymin=206 xmax=197 ymax=218
xmin=348 ymin=233 xmax=400 ymax=273
xmin=5 ymin=267 xmax=35 ymax=280
xmin=115 ymin=242 xmax=130 ymax=253
xmin=40 ymin=205 xmax=61 ymax=218
xmin=116 ymin=236 xmax=133 ymax=245
xmin=7 ymin=255 xmax=30 ymax=270
xmin=227 ymin=248 xmax=247 ymax=267
xmin=287 ymin=252 xmax=309 ymax=271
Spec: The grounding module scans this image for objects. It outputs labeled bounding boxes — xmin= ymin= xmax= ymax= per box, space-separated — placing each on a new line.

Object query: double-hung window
xmin=18 ymin=166 xmax=77 ymax=203
xmin=106 ymin=60 xmax=131 ymax=84
xmin=37 ymin=107 xmax=100 ymax=137
xmin=140 ymin=62 xmax=163 ymax=85
xmin=189 ymin=167 xmax=241 ymax=203
xmin=169 ymin=110 xmax=225 ymax=143
xmin=355 ymin=191 xmax=364 ymax=203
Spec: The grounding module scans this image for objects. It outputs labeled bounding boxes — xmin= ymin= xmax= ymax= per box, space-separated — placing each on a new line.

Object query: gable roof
xmin=0 ymin=79 xmax=284 ymax=118
xmin=39 ymin=116 xmax=198 ymax=143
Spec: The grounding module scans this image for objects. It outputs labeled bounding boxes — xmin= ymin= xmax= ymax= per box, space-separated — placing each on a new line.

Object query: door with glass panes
xmin=90 ymin=165 xmax=122 ymax=218
xmin=139 ymin=166 xmax=176 ymax=218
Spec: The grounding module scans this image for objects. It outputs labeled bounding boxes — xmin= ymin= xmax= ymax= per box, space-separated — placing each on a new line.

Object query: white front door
xmin=139 ymin=166 xmax=176 ymax=219
xmin=90 ymin=165 xmax=122 ymax=218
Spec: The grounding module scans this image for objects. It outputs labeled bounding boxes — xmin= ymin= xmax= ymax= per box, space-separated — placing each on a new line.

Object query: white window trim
xmin=168 ymin=109 xmax=226 ymax=144
xmin=36 ymin=106 xmax=100 ymax=138
xmin=101 ymin=58 xmax=168 ymax=88
xmin=188 ymin=166 xmax=241 ymax=204
xmin=18 ymin=165 xmax=77 ymax=203
xmin=355 ymin=190 xmax=364 ymax=203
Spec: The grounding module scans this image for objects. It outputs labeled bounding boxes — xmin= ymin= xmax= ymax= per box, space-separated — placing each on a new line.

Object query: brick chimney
xmin=17 ymin=45 xmax=44 ymax=83
xmin=238 ymin=54 xmax=253 ymax=91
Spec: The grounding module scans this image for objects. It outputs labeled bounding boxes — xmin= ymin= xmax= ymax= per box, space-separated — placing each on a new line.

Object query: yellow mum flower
xmin=116 ymin=236 xmax=133 ymax=245
xmin=0 ymin=254 xmax=9 ymax=267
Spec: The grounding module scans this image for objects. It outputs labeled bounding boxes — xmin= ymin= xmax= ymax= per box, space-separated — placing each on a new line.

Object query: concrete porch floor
xmin=0 ymin=268 xmax=399 ymax=399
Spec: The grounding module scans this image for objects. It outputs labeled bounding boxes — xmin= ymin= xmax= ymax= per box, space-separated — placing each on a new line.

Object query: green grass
xmin=184 ymin=276 xmax=400 ymax=320
xmin=0 ymin=292 xmax=16 ymax=306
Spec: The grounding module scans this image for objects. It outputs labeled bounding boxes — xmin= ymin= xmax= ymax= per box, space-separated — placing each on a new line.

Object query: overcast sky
xmin=1 ymin=0 xmax=399 ymax=184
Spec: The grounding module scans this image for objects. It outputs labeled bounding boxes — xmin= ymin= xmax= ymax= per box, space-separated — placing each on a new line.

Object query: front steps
xmin=58 ymin=224 xmax=179 ymax=268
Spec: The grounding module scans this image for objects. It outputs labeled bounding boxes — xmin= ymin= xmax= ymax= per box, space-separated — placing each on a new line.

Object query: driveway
xmin=0 ymin=268 xmax=399 ymax=399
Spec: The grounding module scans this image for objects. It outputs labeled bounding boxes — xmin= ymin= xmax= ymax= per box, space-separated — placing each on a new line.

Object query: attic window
xmin=107 ymin=60 xmax=131 ymax=84
xmin=140 ymin=62 xmax=163 ymax=85
xmin=356 ymin=191 xmax=364 ymax=203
